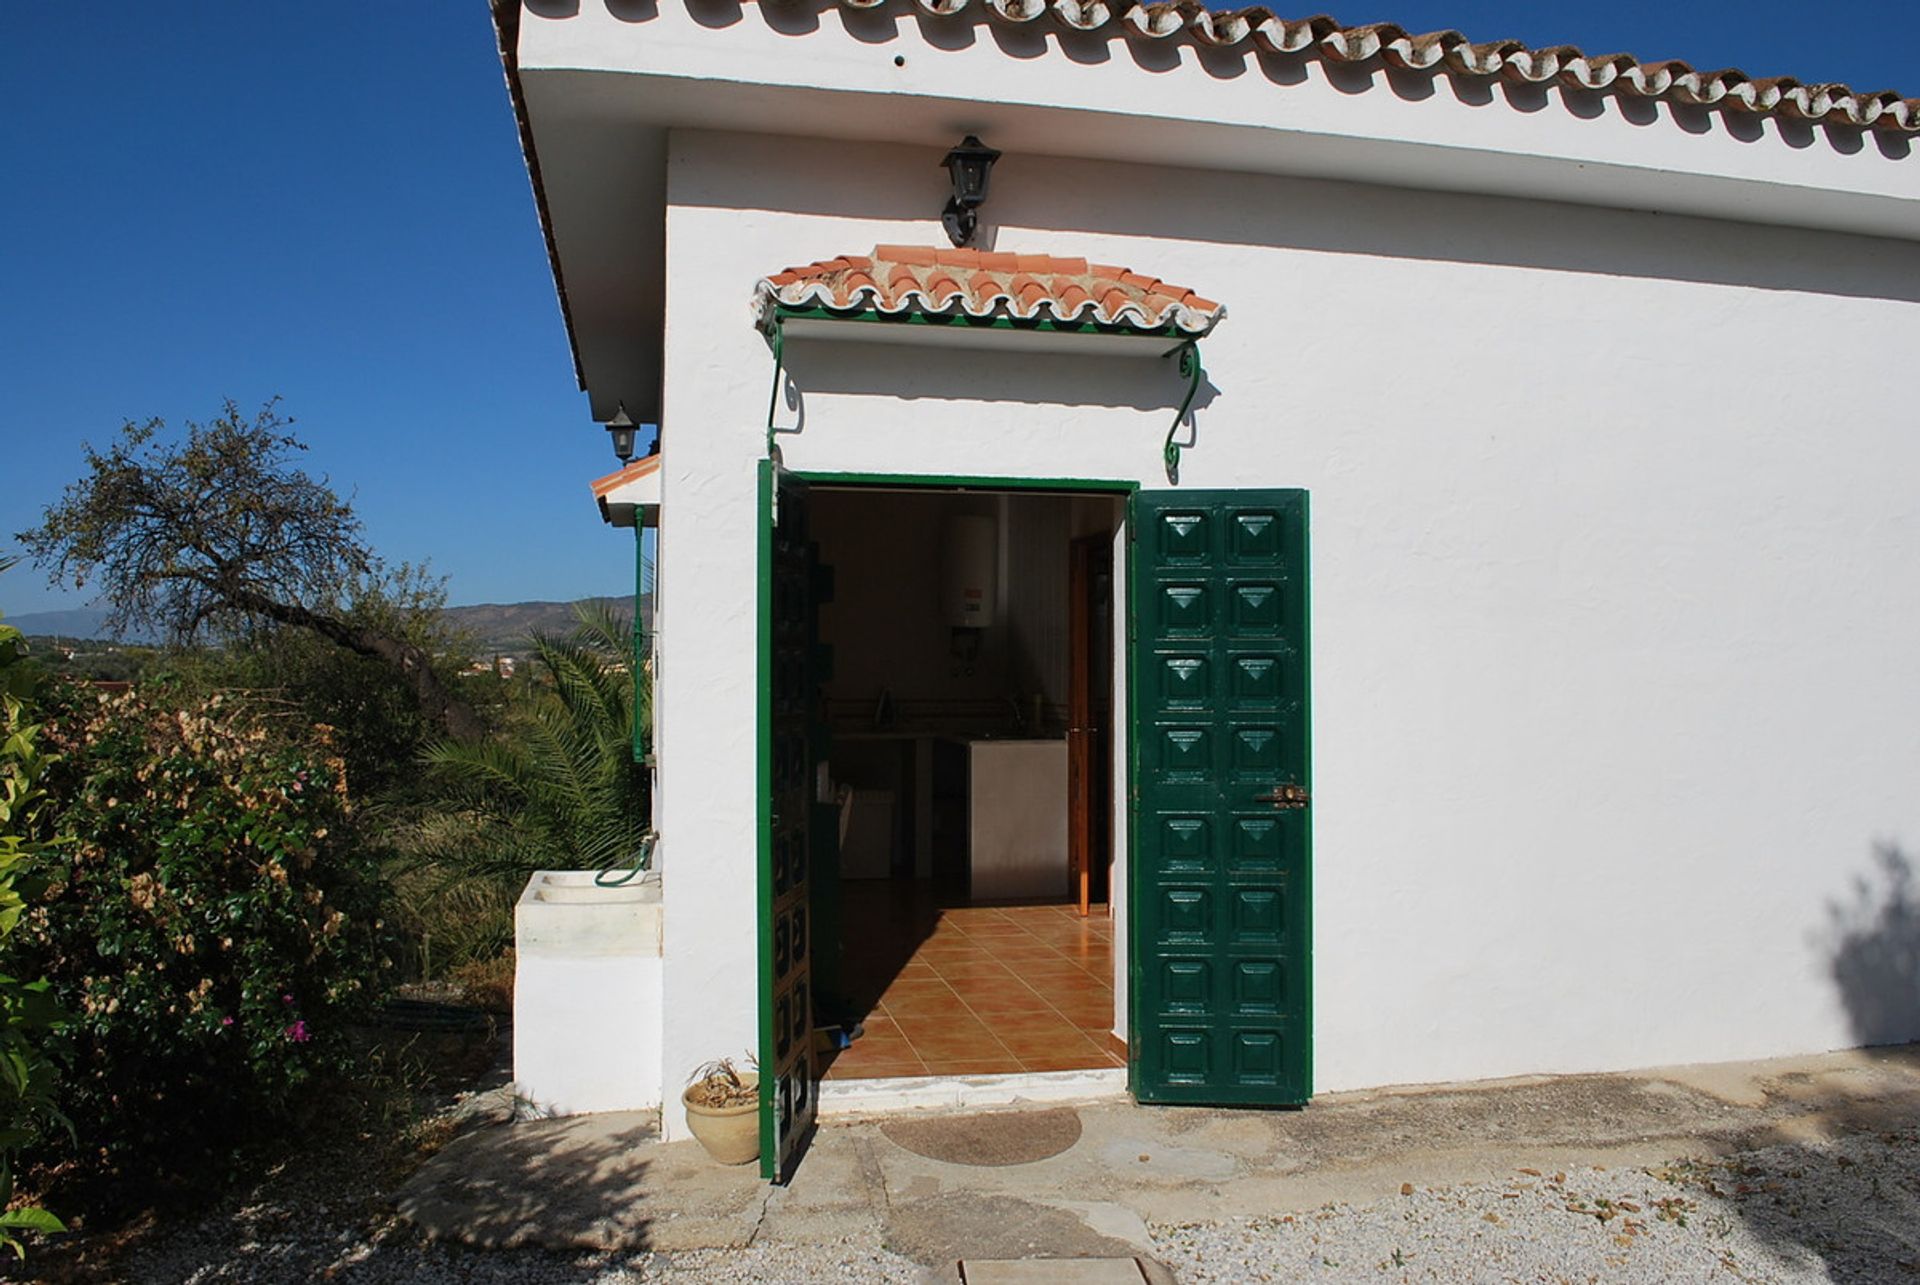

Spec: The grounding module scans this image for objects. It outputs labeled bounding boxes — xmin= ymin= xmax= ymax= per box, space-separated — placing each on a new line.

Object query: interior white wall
xmin=653 ymin=128 xmax=1920 ymax=1131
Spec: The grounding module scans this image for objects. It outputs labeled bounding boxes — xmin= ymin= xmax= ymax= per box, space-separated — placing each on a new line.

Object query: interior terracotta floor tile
xmin=847 ymin=1042 xmax=918 ymax=1067
xmin=930 ymin=961 xmax=1003 ymax=976
xmin=904 ymin=1037 xmax=1011 ymax=1064
xmin=956 ymin=921 xmax=1030 ymax=937
xmin=987 ymin=937 xmax=1070 ymax=954
xmin=826 ymin=1055 xmax=928 ymax=1080
xmin=994 ymin=1028 xmax=1089 ymax=1057
xmin=893 ymin=1012 xmax=993 ymax=1040
xmin=953 ymin=998 xmax=1036 ymax=1023
xmin=957 ymin=973 xmax=1046 ymax=996
xmin=915 ymin=937 xmax=982 ymax=953
xmin=920 ymin=1054 xmax=1024 ymax=1075
xmin=1020 ymin=970 xmax=1101 ymax=989
xmin=883 ymin=996 xmax=972 ymax=1020
xmin=833 ymin=884 xmax=1116 ymax=1076
xmin=883 ymin=973 xmax=954 ymax=991
xmin=980 ymin=1008 xmax=1081 ymax=1032
xmin=1017 ymin=1048 xmax=1111 ymax=1073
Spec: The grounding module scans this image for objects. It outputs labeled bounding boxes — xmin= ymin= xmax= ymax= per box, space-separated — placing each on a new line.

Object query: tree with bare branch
xmin=17 ymin=400 xmax=485 ymax=741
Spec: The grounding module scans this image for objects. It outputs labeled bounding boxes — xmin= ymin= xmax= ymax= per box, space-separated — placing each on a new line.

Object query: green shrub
xmin=21 ymin=683 xmax=390 ymax=1189
xmin=0 ymin=607 xmax=66 ymax=1254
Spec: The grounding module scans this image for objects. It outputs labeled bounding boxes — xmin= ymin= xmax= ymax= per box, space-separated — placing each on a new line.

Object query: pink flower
xmin=284 ymin=1020 xmax=311 ymax=1043
xmin=221 ymin=1016 xmax=234 ymax=1027
xmin=282 ymin=993 xmax=294 ymax=1005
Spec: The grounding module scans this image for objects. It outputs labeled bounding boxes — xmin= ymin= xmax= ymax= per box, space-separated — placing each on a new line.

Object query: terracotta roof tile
xmin=589 ymin=453 xmax=663 ymax=499
xmin=815 ymin=1 xmax=1918 ymax=133
xmin=754 ymin=245 xmax=1225 ymax=335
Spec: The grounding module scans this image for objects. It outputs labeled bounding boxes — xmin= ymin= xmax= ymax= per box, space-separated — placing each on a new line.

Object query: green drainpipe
xmin=596 ymin=522 xmax=656 ymax=891
xmin=633 ymin=520 xmax=649 ymax=765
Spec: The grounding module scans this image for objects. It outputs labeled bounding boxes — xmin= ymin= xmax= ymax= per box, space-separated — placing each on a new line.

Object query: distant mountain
xmin=4 ymin=607 xmax=135 ymax=641
xmin=444 ymin=596 xmax=648 ymax=654
xmin=5 ymin=596 xmax=646 ymax=653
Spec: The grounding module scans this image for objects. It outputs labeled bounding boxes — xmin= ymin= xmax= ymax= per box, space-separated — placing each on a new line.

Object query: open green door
xmin=758 ymin=463 xmax=820 ymax=1181
xmin=1130 ymin=489 xmax=1311 ymax=1105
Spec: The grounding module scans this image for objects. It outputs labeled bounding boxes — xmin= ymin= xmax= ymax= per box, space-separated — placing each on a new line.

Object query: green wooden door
xmin=759 ymin=464 xmax=819 ymax=1181
xmin=1130 ymin=489 xmax=1311 ymax=1105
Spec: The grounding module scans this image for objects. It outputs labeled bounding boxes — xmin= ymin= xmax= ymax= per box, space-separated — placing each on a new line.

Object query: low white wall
xmin=651 ymin=130 xmax=1920 ymax=1130
xmin=513 ymin=871 xmax=665 ymax=1116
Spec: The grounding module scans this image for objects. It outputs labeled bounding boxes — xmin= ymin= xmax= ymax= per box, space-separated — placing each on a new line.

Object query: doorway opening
xmin=809 ymin=483 xmax=1127 ymax=1080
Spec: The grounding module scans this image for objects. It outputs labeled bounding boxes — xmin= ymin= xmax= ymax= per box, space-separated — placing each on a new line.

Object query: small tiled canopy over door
xmin=1131 ymin=489 xmax=1311 ymax=1105
xmin=758 ymin=464 xmax=819 ymax=1181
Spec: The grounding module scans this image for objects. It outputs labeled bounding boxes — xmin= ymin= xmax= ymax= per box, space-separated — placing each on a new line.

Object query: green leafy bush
xmin=20 ymin=683 xmax=390 ymax=1187
xmin=0 ymin=606 xmax=66 ymax=1255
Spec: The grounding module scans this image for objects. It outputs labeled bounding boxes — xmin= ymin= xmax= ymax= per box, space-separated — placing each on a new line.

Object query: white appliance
xmin=942 ymin=514 xmax=997 ymax=628
xmin=968 ymin=738 xmax=1069 ymax=900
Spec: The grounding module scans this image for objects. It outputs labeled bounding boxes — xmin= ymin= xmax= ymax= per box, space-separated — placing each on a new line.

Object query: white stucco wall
xmin=650 ymin=129 xmax=1920 ymax=1137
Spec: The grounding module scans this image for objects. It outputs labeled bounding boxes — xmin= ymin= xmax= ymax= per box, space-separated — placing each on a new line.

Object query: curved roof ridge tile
xmin=754 ymin=244 xmax=1227 ymax=336
xmin=769 ymin=1 xmax=1917 ymax=133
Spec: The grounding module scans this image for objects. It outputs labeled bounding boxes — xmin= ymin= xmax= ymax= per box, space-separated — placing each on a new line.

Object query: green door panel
xmin=759 ymin=464 xmax=820 ymax=1180
xmin=1130 ymin=490 xmax=1311 ymax=1106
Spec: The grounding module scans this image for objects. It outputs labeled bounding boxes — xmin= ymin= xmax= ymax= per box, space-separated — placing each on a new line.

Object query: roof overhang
xmin=592 ymin=455 xmax=662 ymax=529
xmin=497 ymin=1 xmax=1920 ymax=420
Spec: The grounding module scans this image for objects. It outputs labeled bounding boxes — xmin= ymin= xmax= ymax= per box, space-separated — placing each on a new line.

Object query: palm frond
xmin=404 ymin=603 xmax=651 ymax=889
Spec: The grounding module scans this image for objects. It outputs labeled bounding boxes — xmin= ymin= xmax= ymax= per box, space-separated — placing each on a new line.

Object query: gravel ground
xmin=23 ymin=1064 xmax=1918 ymax=1283
xmin=1152 ymin=1125 xmax=1920 ymax=1285
xmin=22 ymin=1069 xmax=920 ymax=1284
xmin=118 ymin=1236 xmax=920 ymax=1284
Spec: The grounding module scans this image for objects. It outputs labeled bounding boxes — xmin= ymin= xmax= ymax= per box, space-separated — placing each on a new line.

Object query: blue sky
xmin=2 ymin=4 xmax=1909 ymax=616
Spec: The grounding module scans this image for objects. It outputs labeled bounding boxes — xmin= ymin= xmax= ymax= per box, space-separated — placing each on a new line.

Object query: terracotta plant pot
xmin=682 ymin=1073 xmax=761 ymax=1165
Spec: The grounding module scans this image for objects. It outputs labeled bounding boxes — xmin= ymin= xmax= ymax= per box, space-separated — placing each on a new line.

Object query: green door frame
xmin=756 ymin=470 xmax=1311 ymax=1122
xmin=773 ymin=469 xmax=1139 ymax=1066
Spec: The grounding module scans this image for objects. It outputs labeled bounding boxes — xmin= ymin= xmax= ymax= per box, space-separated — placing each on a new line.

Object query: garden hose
xmin=594 ymin=829 xmax=657 ymax=888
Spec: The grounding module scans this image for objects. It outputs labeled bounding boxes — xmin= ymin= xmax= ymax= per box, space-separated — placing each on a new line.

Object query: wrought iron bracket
xmin=1163 ymin=339 xmax=1204 ymax=484
xmin=763 ymin=318 xmax=788 ymax=460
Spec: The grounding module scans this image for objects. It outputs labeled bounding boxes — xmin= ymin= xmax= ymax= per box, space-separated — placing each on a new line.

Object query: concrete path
xmin=396 ymin=1047 xmax=1920 ymax=1277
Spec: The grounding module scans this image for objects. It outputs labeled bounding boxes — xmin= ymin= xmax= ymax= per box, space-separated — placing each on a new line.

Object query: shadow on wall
xmin=677 ymin=123 xmax=1920 ymax=310
xmin=1825 ymin=841 xmax=1920 ymax=1048
xmin=1674 ymin=854 xmax=1920 ymax=1281
xmin=781 ymin=339 xmax=1216 ymax=413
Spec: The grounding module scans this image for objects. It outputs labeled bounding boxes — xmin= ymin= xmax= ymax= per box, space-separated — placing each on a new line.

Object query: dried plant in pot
xmin=683 ymin=1058 xmax=760 ymax=1165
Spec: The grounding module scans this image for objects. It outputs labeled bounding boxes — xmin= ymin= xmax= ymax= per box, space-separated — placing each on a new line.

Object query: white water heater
xmin=943 ymin=514 xmax=997 ymax=628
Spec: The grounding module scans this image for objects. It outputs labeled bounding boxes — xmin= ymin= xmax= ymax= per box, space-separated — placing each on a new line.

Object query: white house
xmin=491 ymin=0 xmax=1920 ymax=1181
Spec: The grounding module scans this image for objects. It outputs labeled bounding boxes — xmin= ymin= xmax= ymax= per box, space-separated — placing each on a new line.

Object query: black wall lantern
xmin=940 ymin=134 xmax=1001 ymax=248
xmin=605 ymin=403 xmax=638 ymax=463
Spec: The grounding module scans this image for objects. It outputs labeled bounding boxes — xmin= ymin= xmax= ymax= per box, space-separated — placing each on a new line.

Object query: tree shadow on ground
xmin=392 ymin=1111 xmax=659 ymax=1255
xmin=1680 ymin=844 xmax=1920 ymax=1282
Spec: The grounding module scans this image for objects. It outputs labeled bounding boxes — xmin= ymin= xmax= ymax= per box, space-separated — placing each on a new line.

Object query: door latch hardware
xmin=1257 ymin=783 xmax=1311 ymax=810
